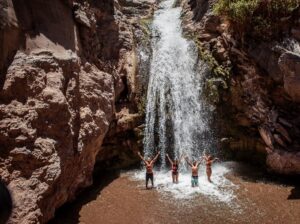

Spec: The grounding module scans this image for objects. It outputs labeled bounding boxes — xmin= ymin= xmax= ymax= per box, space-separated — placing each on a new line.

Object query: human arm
xmin=179 ymin=154 xmax=185 ymax=163
xmin=166 ymin=153 xmax=173 ymax=165
xmin=198 ymin=156 xmax=204 ymax=164
xmin=137 ymin=151 xmax=146 ymax=163
xmin=185 ymin=157 xmax=192 ymax=167
xmin=152 ymin=151 xmax=161 ymax=163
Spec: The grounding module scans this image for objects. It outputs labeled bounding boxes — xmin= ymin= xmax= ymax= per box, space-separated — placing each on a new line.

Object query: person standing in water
xmin=203 ymin=154 xmax=220 ymax=183
xmin=166 ymin=153 xmax=184 ymax=184
xmin=137 ymin=151 xmax=160 ymax=189
xmin=185 ymin=157 xmax=201 ymax=187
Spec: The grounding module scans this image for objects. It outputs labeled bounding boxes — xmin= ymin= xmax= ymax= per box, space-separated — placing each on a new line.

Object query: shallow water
xmin=50 ymin=162 xmax=300 ymax=224
xmin=133 ymin=163 xmax=237 ymax=203
xmin=49 ymin=0 xmax=300 ymax=223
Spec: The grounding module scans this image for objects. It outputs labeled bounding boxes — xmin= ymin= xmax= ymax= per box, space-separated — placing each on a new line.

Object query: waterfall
xmin=282 ymin=38 xmax=300 ymax=55
xmin=134 ymin=0 xmax=236 ymax=202
xmin=143 ymin=0 xmax=214 ymax=169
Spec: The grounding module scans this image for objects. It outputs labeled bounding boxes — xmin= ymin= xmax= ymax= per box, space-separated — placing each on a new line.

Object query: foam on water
xmin=139 ymin=0 xmax=238 ymax=205
xmin=133 ymin=163 xmax=237 ymax=203
xmin=144 ymin=0 xmax=214 ymax=168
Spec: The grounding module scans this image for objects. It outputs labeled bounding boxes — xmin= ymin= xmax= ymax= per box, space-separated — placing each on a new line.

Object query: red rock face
xmin=0 ymin=0 xmax=154 ymax=223
xmin=180 ymin=0 xmax=300 ymax=174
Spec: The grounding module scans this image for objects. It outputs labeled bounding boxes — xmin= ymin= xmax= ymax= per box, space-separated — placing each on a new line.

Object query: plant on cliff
xmin=214 ymin=0 xmax=299 ymax=41
xmin=194 ymin=39 xmax=230 ymax=104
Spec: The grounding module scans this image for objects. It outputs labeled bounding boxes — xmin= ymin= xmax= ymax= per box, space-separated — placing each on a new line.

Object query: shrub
xmin=214 ymin=0 xmax=299 ymax=41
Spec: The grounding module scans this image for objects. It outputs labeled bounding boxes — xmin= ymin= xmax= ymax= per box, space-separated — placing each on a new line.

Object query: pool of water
xmin=132 ymin=162 xmax=237 ymax=203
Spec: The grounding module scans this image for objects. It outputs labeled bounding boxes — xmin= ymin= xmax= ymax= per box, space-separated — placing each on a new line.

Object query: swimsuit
xmin=172 ymin=164 xmax=178 ymax=175
xmin=146 ymin=163 xmax=152 ymax=173
xmin=191 ymin=175 xmax=199 ymax=186
xmin=206 ymin=161 xmax=212 ymax=172
xmin=145 ymin=163 xmax=153 ymax=185
xmin=146 ymin=172 xmax=153 ymax=183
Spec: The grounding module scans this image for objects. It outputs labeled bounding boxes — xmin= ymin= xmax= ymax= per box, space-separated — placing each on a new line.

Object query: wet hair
xmin=0 ymin=179 xmax=12 ymax=224
xmin=193 ymin=161 xmax=197 ymax=166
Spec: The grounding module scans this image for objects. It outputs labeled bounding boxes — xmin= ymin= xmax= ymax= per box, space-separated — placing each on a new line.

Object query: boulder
xmin=266 ymin=149 xmax=300 ymax=174
xmin=279 ymin=52 xmax=300 ymax=102
xmin=0 ymin=0 xmax=152 ymax=222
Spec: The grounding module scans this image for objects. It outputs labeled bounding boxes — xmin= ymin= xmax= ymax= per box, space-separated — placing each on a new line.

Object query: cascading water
xmin=143 ymin=0 xmax=214 ymax=168
xmin=282 ymin=38 xmax=300 ymax=54
xmin=134 ymin=0 xmax=236 ymax=203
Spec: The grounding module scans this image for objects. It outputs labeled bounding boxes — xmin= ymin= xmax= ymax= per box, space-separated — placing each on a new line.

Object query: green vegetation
xmin=138 ymin=18 xmax=152 ymax=44
xmin=213 ymin=0 xmax=299 ymax=40
xmin=137 ymin=93 xmax=147 ymax=115
xmin=194 ymin=39 xmax=231 ymax=104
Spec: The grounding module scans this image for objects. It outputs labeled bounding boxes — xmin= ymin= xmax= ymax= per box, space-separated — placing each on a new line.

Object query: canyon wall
xmin=1 ymin=0 xmax=299 ymax=223
xmin=0 ymin=0 xmax=154 ymax=223
xmin=181 ymin=0 xmax=300 ymax=174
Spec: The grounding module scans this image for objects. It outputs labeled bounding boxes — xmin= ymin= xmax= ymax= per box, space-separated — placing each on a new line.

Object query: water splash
xmin=138 ymin=0 xmax=237 ymax=203
xmin=143 ymin=0 xmax=215 ymax=169
xmin=133 ymin=163 xmax=238 ymax=203
xmin=282 ymin=38 xmax=300 ymax=54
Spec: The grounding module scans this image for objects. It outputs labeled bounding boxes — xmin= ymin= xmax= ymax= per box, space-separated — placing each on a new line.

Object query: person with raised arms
xmin=137 ymin=150 xmax=160 ymax=189
xmin=185 ymin=156 xmax=201 ymax=187
xmin=166 ymin=153 xmax=184 ymax=184
xmin=202 ymin=154 xmax=220 ymax=183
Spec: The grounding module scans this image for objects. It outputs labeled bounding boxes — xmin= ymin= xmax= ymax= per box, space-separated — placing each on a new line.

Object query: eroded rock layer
xmin=0 ymin=0 xmax=155 ymax=223
xmin=181 ymin=0 xmax=300 ymax=174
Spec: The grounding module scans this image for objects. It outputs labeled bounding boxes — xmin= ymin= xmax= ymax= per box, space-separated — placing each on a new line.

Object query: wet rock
xmin=278 ymin=118 xmax=293 ymax=128
xmin=249 ymin=43 xmax=283 ymax=83
xmin=266 ymin=149 xmax=300 ymax=174
xmin=273 ymin=134 xmax=287 ymax=148
xmin=279 ymin=51 xmax=300 ymax=102
xmin=203 ymin=14 xmax=221 ymax=33
xmin=181 ymin=0 xmax=300 ymax=176
xmin=291 ymin=27 xmax=300 ymax=41
xmin=258 ymin=126 xmax=274 ymax=149
xmin=275 ymin=123 xmax=292 ymax=143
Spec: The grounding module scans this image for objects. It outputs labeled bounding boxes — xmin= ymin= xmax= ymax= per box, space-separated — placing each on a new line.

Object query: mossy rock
xmin=138 ymin=18 xmax=152 ymax=44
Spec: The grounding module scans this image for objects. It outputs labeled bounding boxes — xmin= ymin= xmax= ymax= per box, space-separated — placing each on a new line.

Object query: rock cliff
xmin=1 ymin=0 xmax=300 ymax=222
xmin=0 ymin=0 xmax=155 ymax=223
xmin=181 ymin=0 xmax=300 ymax=174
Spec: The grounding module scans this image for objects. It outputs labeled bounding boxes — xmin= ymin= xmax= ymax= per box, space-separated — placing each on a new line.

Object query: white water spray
xmin=135 ymin=0 xmax=237 ymax=202
xmin=143 ymin=0 xmax=214 ymax=168
xmin=282 ymin=38 xmax=300 ymax=54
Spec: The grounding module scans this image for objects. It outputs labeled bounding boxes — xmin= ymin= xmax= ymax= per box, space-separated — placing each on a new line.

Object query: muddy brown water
xmin=49 ymin=162 xmax=300 ymax=224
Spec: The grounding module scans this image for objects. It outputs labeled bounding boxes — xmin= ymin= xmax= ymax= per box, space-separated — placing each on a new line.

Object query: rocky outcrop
xmin=279 ymin=51 xmax=300 ymax=102
xmin=180 ymin=0 xmax=300 ymax=174
xmin=0 ymin=0 xmax=155 ymax=223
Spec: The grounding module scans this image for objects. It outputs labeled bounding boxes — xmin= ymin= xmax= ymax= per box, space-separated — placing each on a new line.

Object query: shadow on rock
xmin=228 ymin=161 xmax=300 ymax=186
xmin=0 ymin=179 xmax=12 ymax=224
xmin=288 ymin=185 xmax=300 ymax=200
xmin=48 ymin=170 xmax=120 ymax=224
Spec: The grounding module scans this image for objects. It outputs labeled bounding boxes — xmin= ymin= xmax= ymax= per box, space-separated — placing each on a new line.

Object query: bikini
xmin=172 ymin=164 xmax=178 ymax=175
xmin=206 ymin=160 xmax=212 ymax=171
